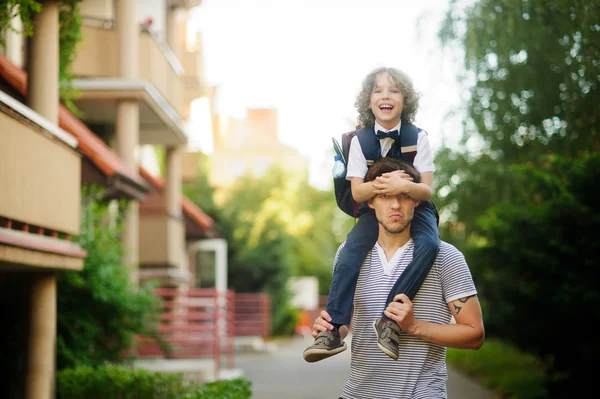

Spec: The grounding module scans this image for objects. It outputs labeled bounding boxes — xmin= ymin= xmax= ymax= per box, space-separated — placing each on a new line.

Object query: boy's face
xmin=369 ymin=72 xmax=404 ymax=130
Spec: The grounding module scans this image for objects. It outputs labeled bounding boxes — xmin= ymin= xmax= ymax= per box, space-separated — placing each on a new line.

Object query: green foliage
xmin=56 ymin=186 xmax=162 ymax=370
xmin=184 ymin=159 xmax=344 ymax=334
xmin=440 ymin=0 xmax=600 ymax=159
xmin=57 ymin=365 xmax=252 ymax=399
xmin=0 ymin=0 xmax=83 ymax=112
xmin=0 ymin=0 xmax=41 ymax=41
xmin=182 ymin=152 xmax=218 ymax=218
xmin=438 ymin=0 xmax=600 ymax=395
xmin=467 ymin=154 xmax=599 ymax=392
xmin=58 ymin=1 xmax=83 ymax=113
xmin=188 ymin=378 xmax=252 ymax=399
xmin=447 ymin=339 xmax=551 ymax=399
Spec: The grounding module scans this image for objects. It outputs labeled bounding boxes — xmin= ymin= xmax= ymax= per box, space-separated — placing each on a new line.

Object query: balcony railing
xmin=139 ymin=210 xmax=185 ymax=268
xmin=0 ymin=93 xmax=81 ymax=236
xmin=72 ymin=22 xmax=186 ymax=118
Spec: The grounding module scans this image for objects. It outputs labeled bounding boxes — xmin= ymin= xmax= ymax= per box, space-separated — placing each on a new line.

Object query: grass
xmin=446 ymin=338 xmax=551 ymax=399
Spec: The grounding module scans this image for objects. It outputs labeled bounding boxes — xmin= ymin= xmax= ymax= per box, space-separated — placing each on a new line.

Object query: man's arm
xmin=384 ymin=293 xmax=484 ymax=350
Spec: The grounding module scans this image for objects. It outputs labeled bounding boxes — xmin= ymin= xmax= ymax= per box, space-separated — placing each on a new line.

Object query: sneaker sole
xmin=372 ymin=320 xmax=399 ymax=360
xmin=303 ymin=342 xmax=347 ymax=363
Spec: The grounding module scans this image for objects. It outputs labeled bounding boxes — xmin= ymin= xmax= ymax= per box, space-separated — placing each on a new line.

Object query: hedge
xmin=57 ymin=365 xmax=252 ymax=399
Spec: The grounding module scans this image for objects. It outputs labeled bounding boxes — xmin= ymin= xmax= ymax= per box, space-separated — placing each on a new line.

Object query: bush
xmin=57 ymin=187 xmax=162 ymax=370
xmin=447 ymin=339 xmax=551 ymax=399
xmin=187 ymin=379 xmax=252 ymax=399
xmin=57 ymin=365 xmax=252 ymax=399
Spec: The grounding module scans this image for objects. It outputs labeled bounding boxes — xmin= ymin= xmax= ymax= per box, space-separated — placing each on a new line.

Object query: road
xmin=235 ymin=335 xmax=496 ymax=399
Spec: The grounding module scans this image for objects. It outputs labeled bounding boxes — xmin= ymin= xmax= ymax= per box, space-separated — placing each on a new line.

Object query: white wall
xmin=136 ymin=0 xmax=167 ymax=41
xmin=288 ymin=277 xmax=319 ymax=311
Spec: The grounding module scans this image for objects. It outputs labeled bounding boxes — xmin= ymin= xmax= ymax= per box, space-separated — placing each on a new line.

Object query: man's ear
xmin=368 ymin=198 xmax=375 ymax=209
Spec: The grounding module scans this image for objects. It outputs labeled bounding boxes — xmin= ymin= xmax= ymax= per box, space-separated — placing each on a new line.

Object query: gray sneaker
xmin=372 ymin=317 xmax=401 ymax=360
xmin=302 ymin=330 xmax=347 ymax=363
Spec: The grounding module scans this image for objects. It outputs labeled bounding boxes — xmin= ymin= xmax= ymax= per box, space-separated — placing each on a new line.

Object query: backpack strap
xmin=355 ymin=127 xmax=379 ymax=166
xmin=395 ymin=122 xmax=420 ymax=164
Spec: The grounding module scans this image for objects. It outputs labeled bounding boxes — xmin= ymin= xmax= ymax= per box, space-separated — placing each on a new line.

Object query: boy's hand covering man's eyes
xmin=372 ymin=172 xmax=413 ymax=195
xmin=382 ymin=170 xmax=413 ymax=180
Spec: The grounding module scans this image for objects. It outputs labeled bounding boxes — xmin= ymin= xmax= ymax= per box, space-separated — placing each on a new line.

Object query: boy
xmin=303 ymin=67 xmax=440 ymax=362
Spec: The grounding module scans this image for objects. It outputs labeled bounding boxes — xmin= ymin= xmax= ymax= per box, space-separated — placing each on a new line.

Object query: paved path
xmin=235 ymin=335 xmax=496 ymax=399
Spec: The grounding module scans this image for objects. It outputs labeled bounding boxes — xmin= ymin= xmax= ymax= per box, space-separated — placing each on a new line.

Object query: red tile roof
xmin=0 ymin=55 xmax=215 ymax=233
xmin=0 ymin=55 xmax=148 ymax=190
xmin=138 ymin=167 xmax=214 ymax=230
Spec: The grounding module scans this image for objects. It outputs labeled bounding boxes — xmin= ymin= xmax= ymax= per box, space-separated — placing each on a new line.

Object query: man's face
xmin=369 ymin=72 xmax=405 ymax=130
xmin=369 ymin=192 xmax=419 ymax=234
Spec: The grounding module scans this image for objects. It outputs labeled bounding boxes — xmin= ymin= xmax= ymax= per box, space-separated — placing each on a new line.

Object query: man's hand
xmin=384 ymin=294 xmax=419 ymax=334
xmin=311 ymin=310 xmax=334 ymax=338
xmin=373 ymin=171 xmax=413 ymax=195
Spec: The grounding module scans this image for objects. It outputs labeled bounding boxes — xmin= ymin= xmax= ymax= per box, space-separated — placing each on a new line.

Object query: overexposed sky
xmin=187 ymin=0 xmax=466 ymax=189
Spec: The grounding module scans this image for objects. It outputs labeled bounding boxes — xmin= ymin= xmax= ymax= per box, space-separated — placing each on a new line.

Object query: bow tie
xmin=376 ymin=130 xmax=400 ymax=140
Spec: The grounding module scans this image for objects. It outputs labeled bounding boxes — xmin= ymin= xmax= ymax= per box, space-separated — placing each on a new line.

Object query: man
xmin=311 ymin=157 xmax=484 ymax=399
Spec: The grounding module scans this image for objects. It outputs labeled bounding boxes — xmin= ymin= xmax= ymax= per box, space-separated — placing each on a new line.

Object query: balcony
xmin=139 ymin=213 xmax=185 ymax=269
xmin=138 ymin=191 xmax=185 ymax=272
xmin=0 ymin=96 xmax=81 ymax=235
xmin=179 ymin=34 xmax=206 ymax=120
xmin=71 ymin=22 xmax=189 ymax=146
xmin=0 ymin=92 xmax=85 ymax=271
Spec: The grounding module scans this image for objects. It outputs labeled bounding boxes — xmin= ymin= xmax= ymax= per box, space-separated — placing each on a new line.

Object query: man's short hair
xmin=365 ymin=158 xmax=421 ymax=184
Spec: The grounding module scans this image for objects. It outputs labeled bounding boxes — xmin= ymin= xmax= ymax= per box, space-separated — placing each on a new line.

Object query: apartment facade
xmin=0 ymin=1 xmax=222 ymax=397
xmin=0 ymin=3 xmax=85 ymax=398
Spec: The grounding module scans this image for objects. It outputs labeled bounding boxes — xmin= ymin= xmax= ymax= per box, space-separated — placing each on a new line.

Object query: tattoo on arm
xmin=452 ymin=295 xmax=476 ymax=314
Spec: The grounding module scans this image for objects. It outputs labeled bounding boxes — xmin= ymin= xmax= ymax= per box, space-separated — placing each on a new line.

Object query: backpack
xmin=332 ymin=123 xmax=420 ymax=218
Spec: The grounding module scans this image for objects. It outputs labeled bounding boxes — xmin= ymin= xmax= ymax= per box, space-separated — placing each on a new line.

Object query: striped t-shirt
xmin=336 ymin=239 xmax=477 ymax=399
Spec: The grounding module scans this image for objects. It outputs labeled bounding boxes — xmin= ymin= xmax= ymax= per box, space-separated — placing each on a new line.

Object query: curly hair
xmin=354 ymin=67 xmax=420 ymax=127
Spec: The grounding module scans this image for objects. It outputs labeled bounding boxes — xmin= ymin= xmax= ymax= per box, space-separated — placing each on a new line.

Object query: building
xmin=0 ymin=3 xmax=85 ymax=398
xmin=0 ymin=1 xmax=225 ymax=397
xmin=182 ymin=87 xmax=309 ymax=205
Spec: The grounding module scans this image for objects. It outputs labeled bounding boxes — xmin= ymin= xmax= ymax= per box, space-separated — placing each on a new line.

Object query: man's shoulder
xmin=437 ymin=241 xmax=466 ymax=261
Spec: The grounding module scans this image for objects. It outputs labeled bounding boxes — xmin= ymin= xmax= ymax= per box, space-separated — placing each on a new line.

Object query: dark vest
xmin=355 ymin=123 xmax=420 ymax=166
xmin=334 ymin=122 xmax=421 ymax=217
xmin=354 ymin=123 xmax=420 ymax=215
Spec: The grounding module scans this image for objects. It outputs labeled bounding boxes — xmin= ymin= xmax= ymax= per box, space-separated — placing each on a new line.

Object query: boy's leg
xmin=303 ymin=210 xmax=378 ymax=363
xmin=373 ymin=201 xmax=440 ymax=360
xmin=326 ymin=210 xmax=378 ymax=325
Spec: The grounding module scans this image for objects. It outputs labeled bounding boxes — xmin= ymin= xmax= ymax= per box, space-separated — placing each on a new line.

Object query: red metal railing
xmin=136 ymin=288 xmax=236 ymax=376
xmin=234 ymin=293 xmax=271 ymax=338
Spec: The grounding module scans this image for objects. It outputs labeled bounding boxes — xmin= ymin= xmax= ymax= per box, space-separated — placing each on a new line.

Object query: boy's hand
xmin=373 ymin=172 xmax=412 ymax=195
xmin=382 ymin=170 xmax=414 ymax=181
xmin=312 ymin=310 xmax=334 ymax=338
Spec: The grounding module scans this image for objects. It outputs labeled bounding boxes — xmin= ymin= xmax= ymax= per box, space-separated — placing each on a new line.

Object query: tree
xmin=438 ymin=1 xmax=600 ymax=395
xmin=184 ymin=158 xmax=346 ymax=334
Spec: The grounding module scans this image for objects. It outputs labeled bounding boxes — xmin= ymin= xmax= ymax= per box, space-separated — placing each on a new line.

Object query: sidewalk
xmin=235 ymin=335 xmax=496 ymax=399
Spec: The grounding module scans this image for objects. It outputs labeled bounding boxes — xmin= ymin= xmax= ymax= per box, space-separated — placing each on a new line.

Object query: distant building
xmin=182 ymin=87 xmax=309 ymax=203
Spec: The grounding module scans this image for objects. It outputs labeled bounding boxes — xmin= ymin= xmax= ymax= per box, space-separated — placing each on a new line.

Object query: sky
xmin=186 ymin=0 xmax=466 ymax=189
